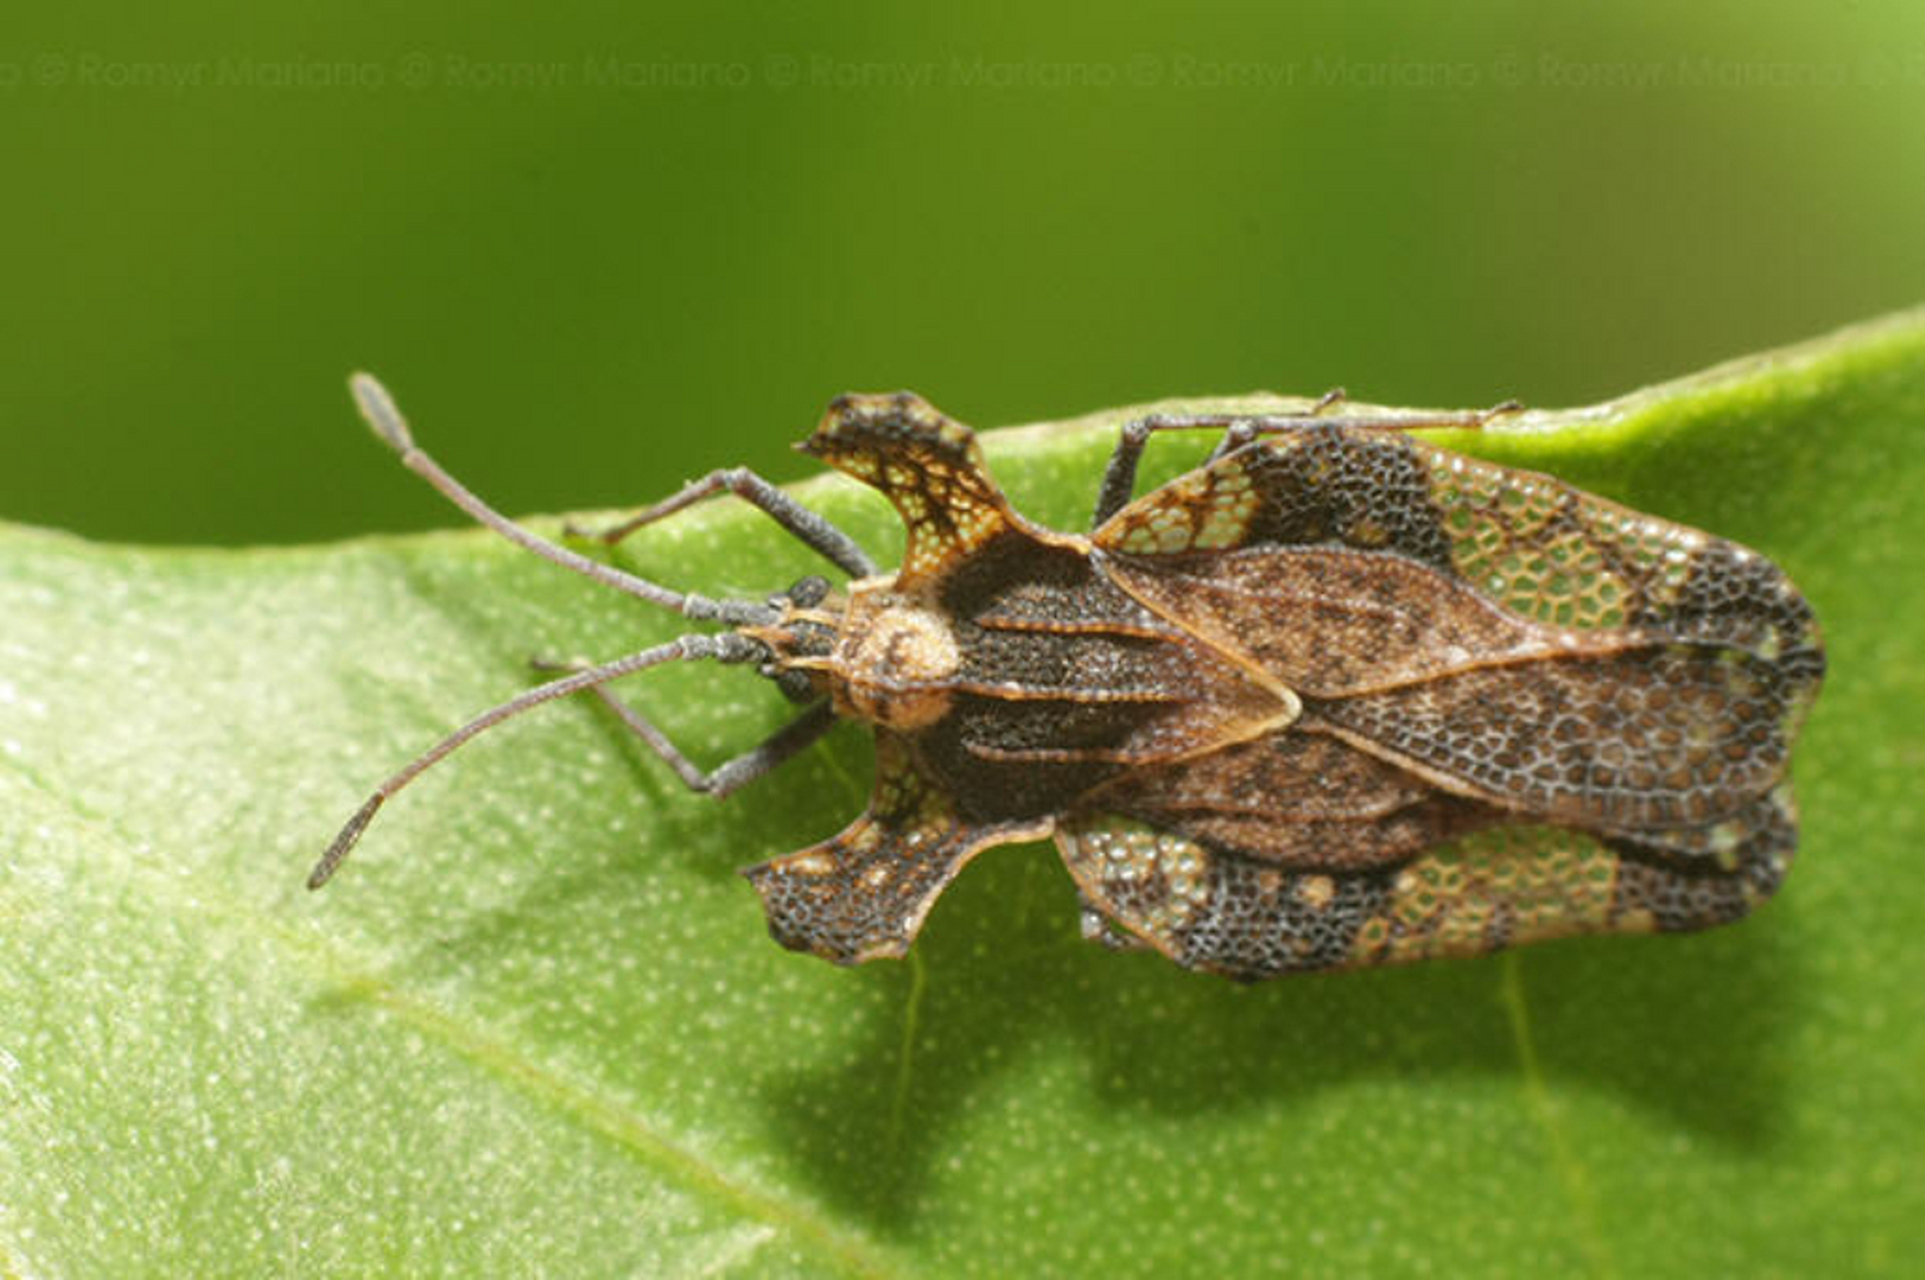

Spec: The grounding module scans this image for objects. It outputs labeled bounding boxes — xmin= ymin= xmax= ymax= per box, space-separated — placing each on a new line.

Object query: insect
xmin=310 ymin=374 xmax=1823 ymax=980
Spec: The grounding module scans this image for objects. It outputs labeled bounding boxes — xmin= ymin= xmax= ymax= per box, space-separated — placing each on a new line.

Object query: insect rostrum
xmin=313 ymin=378 xmax=1824 ymax=981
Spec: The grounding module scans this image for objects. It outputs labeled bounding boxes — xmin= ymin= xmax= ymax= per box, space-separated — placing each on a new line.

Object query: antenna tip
xmin=308 ymin=793 xmax=386 ymax=890
xmin=348 ymin=372 xmax=414 ymax=453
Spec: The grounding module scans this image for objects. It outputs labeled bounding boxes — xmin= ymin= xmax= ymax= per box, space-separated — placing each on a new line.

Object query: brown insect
xmin=310 ymin=376 xmax=1823 ymax=980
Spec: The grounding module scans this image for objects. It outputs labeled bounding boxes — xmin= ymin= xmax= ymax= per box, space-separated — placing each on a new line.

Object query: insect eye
xmin=768 ymin=666 xmax=819 ymax=705
xmin=784 ymin=575 xmax=831 ymax=608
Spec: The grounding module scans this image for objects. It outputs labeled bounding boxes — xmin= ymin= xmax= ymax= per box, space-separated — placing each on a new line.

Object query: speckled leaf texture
xmin=2 ymin=311 xmax=1919 ymax=1277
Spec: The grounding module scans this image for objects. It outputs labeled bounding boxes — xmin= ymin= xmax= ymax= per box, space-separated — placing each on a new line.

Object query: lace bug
xmin=311 ymin=377 xmax=1822 ymax=980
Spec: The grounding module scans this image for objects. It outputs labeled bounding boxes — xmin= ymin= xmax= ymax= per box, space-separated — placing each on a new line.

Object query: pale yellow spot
xmin=1194 ymin=493 xmax=1258 ymax=549
xmin=1297 ymin=875 xmax=1336 ymax=910
xmin=1156 ymin=524 xmax=1193 ymax=553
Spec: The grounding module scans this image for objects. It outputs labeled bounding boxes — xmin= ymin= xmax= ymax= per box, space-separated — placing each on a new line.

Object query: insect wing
xmin=1058 ymin=782 xmax=1797 ymax=980
xmin=1091 ymin=425 xmax=1823 ymax=835
xmin=1078 ymin=729 xmax=1494 ymax=871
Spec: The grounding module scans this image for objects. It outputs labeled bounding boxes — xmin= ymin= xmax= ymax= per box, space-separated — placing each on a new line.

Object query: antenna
xmin=308 ymin=631 xmax=767 ymax=888
xmin=347 ymin=373 xmax=774 ymax=627
xmin=309 ymin=374 xmax=786 ymax=888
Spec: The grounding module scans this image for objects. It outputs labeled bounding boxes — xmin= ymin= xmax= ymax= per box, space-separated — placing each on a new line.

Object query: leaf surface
xmin=3 ymin=312 xmax=1921 ymax=1276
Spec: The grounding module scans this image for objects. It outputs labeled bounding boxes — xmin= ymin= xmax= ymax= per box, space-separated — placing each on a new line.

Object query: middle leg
xmin=1089 ymin=391 xmax=1518 ymax=529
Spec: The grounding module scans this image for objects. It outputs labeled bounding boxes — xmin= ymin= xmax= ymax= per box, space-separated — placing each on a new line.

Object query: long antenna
xmin=307 ymin=630 xmax=764 ymax=889
xmin=348 ymin=373 xmax=773 ymax=627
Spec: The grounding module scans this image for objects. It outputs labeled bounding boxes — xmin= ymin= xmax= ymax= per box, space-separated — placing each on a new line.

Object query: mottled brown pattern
xmin=1307 ymin=644 xmax=1796 ymax=832
xmin=737 ymin=397 xmax=1821 ymax=977
xmin=742 ymin=732 xmax=1047 ymax=963
xmin=1080 ymin=731 xmax=1497 ymax=870
xmin=799 ymin=392 xmax=1022 ymax=589
xmin=1058 ymin=782 xmax=1797 ymax=980
xmin=1101 ymin=544 xmax=1610 ymax=697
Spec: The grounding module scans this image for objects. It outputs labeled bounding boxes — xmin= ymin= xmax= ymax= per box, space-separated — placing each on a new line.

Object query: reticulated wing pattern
xmin=1303 ymin=643 xmax=1797 ymax=834
xmin=1091 ymin=423 xmax=1823 ymax=840
xmin=801 ymin=391 xmax=1028 ymax=589
xmin=1093 ymin=422 xmax=1821 ymax=683
xmin=742 ymin=732 xmax=1044 ymax=963
xmin=1057 ymin=783 xmax=1796 ymax=980
xmin=1078 ymin=729 xmax=1496 ymax=870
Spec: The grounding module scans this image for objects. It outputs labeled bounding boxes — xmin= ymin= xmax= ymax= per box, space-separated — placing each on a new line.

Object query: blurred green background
xmin=4 ymin=3 xmax=1924 ymax=545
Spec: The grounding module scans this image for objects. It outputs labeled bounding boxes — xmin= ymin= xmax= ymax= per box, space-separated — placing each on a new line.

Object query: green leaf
xmin=3 ymin=311 xmax=1919 ymax=1277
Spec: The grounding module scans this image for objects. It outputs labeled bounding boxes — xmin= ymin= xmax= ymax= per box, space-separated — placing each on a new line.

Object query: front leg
xmin=567 ymin=467 xmax=878 ymax=579
xmin=530 ymin=656 xmax=837 ymax=799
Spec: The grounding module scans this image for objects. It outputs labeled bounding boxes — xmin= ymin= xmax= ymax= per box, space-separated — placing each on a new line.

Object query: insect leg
xmin=1203 ymin=422 xmax=1257 ymax=466
xmin=1203 ymin=389 xmax=1347 ymax=465
xmin=1287 ymin=397 xmax=1522 ymax=435
xmin=567 ymin=468 xmax=877 ymax=579
xmin=531 ymin=657 xmax=837 ymax=798
xmin=1093 ymin=389 xmax=1408 ymax=528
xmin=1090 ymin=415 xmax=1166 ymax=528
xmin=1154 ymin=399 xmax=1523 ymax=444
xmin=1090 ymin=394 xmax=1526 ymax=528
xmin=1093 ymin=410 xmax=1290 ymax=528
xmin=309 ymin=632 xmax=765 ymax=888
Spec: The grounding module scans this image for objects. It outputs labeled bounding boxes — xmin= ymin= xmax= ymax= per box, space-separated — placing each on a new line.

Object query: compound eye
xmin=785 ymin=575 xmax=831 ymax=608
xmin=770 ymin=667 xmax=819 ymax=705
